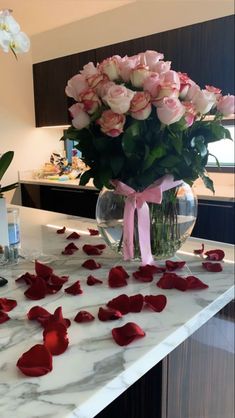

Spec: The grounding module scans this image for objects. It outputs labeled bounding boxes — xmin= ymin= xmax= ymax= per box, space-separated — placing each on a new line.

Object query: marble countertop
xmin=0 ymin=206 xmax=234 ymax=418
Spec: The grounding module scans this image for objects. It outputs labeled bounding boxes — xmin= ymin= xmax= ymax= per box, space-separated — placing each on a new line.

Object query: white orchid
xmin=0 ymin=9 xmax=30 ymax=56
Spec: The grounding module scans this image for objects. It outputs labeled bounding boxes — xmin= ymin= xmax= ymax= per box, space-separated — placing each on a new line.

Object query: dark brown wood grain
xmin=33 ymin=15 xmax=234 ymax=126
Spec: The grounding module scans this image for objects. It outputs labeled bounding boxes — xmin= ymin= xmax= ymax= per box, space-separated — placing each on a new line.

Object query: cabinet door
xmin=192 ymin=200 xmax=235 ymax=244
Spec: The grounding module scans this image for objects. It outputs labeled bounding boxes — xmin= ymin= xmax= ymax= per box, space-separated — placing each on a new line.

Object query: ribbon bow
xmin=113 ymin=175 xmax=182 ymax=265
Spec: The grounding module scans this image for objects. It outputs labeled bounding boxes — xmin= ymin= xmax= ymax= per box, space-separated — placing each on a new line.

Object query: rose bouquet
xmin=62 ymin=50 xmax=234 ymax=263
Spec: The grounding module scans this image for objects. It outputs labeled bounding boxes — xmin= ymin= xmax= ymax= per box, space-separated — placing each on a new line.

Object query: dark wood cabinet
xmin=33 ymin=15 xmax=234 ymax=127
xmin=192 ymin=199 xmax=235 ymax=244
xmin=20 ymin=183 xmax=99 ymax=218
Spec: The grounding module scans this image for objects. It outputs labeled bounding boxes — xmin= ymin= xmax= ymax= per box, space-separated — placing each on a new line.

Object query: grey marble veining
xmin=0 ymin=205 xmax=234 ymax=418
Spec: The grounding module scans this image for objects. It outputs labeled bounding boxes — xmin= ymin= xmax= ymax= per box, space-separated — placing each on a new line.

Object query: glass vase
xmin=96 ymin=182 xmax=197 ymax=260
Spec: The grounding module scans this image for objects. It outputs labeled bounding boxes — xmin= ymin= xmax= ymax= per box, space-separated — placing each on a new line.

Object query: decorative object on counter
xmin=62 ymin=49 xmax=234 ymax=263
xmin=0 ymin=8 xmax=30 ymax=58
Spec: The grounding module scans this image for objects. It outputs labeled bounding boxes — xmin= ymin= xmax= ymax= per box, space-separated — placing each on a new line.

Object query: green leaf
xmin=0 ymin=151 xmax=14 ymax=181
xmin=110 ymin=156 xmax=124 ymax=176
xmin=143 ymin=145 xmax=167 ymax=171
xmin=208 ymin=153 xmax=221 ymax=169
xmin=200 ymin=172 xmax=215 ymax=193
xmin=158 ymin=155 xmax=181 ymax=168
xmin=191 ymin=136 xmax=208 ymax=157
xmin=122 ymin=121 xmax=141 ymax=157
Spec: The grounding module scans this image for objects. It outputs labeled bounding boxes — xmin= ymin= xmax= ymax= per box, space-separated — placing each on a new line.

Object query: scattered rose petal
xmin=56 ymin=226 xmax=66 ymax=234
xmin=46 ymin=283 xmax=63 ymax=294
xmin=82 ymin=259 xmax=101 ymax=270
xmin=129 ymin=294 xmax=144 ymax=313
xmin=204 ymin=249 xmax=225 ymax=261
xmin=66 ymin=232 xmax=80 ymax=240
xmin=82 ymin=244 xmax=103 ymax=255
xmin=144 ymin=295 xmax=167 ymax=312
xmin=186 ymin=276 xmax=209 ymax=290
xmin=157 ymin=272 xmax=177 ymax=289
xmin=108 ymin=267 xmax=128 ymax=288
xmin=193 ymin=243 xmax=205 ymax=255
xmin=74 ymin=310 xmax=95 ymax=323
xmin=112 ymin=322 xmax=145 ymax=346
xmin=0 ymin=298 xmax=17 ymax=312
xmin=174 ymin=276 xmax=188 ymax=292
xmin=133 ymin=270 xmax=153 ymax=282
xmin=95 ymin=244 xmax=106 ymax=250
xmin=114 ymin=266 xmax=129 ymax=279
xmin=64 ymin=281 xmax=83 ymax=295
xmin=16 ymin=272 xmax=37 ymax=285
xmin=16 ymin=344 xmax=53 ymax=377
xmin=50 ymin=307 xmax=71 ymax=329
xmin=50 ymin=274 xmax=69 ymax=286
xmin=139 ymin=264 xmax=166 ymax=275
xmin=24 ymin=277 xmax=47 ymax=300
xmin=43 ymin=323 xmax=69 ymax=356
xmin=107 ymin=294 xmax=130 ymax=314
xmin=98 ymin=307 xmax=122 ymax=321
xmin=62 ymin=248 xmax=74 ymax=255
xmin=202 ymin=262 xmax=223 ymax=272
xmin=27 ymin=306 xmax=51 ymax=321
xmin=0 ymin=277 xmax=8 ymax=287
xmin=35 ymin=260 xmax=53 ymax=280
xmin=62 ymin=243 xmax=79 ymax=255
xmin=0 ymin=311 xmax=10 ymax=324
xmin=165 ymin=260 xmax=186 ymax=271
xmin=87 ymin=275 xmax=103 ymax=286
xmin=88 ymin=228 xmax=99 ymax=236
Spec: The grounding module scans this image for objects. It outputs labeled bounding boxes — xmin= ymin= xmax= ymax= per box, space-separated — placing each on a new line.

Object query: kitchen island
xmin=0 ymin=206 xmax=234 ymax=418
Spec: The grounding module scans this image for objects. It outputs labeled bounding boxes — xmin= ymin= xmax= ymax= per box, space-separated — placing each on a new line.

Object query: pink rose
xmin=178 ymin=72 xmax=194 ymax=99
xmin=104 ymin=84 xmax=135 ymax=114
xmin=79 ymin=88 xmax=101 ymax=114
xmin=80 ymin=62 xmax=99 ymax=78
xmin=69 ymin=103 xmax=90 ymax=129
xmin=217 ymin=95 xmax=235 ymax=116
xmin=119 ymin=55 xmax=140 ymax=82
xmin=96 ymin=80 xmax=116 ymax=98
xmin=139 ymin=50 xmax=164 ymax=70
xmin=130 ymin=64 xmax=150 ymax=88
xmin=184 ymin=83 xmax=200 ymax=101
xmin=156 ymin=97 xmax=185 ymax=125
xmin=65 ymin=74 xmax=88 ymax=101
xmin=97 ymin=110 xmax=126 ymax=137
xmin=183 ymin=102 xmax=197 ymax=127
xmin=143 ymin=73 xmax=160 ymax=98
xmin=192 ymin=89 xmax=216 ymax=114
xmin=160 ymin=70 xmax=181 ymax=91
xmin=99 ymin=56 xmax=121 ymax=81
xmin=152 ymin=61 xmax=171 ymax=74
xmin=130 ymin=91 xmax=152 ymax=120
xmin=205 ymin=85 xmax=222 ymax=94
xmin=87 ymin=73 xmax=109 ymax=90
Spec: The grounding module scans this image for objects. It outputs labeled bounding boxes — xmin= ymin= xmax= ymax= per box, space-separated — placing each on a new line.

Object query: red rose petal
xmin=193 ymin=243 xmax=205 ymax=255
xmin=74 ymin=310 xmax=95 ymax=323
xmin=144 ymin=295 xmax=167 ymax=312
xmin=82 ymin=244 xmax=103 ymax=256
xmin=16 ymin=344 xmax=53 ymax=377
xmin=87 ymin=275 xmax=103 ymax=286
xmin=204 ymin=249 xmax=225 ymax=261
xmin=174 ymin=276 xmax=188 ymax=292
xmin=88 ymin=228 xmax=99 ymax=236
xmin=186 ymin=276 xmax=209 ymax=290
xmin=66 ymin=232 xmax=80 ymax=240
xmin=50 ymin=274 xmax=69 ymax=286
xmin=98 ymin=307 xmax=122 ymax=321
xmin=24 ymin=277 xmax=47 ymax=300
xmin=61 ymin=248 xmax=74 ymax=255
xmin=114 ymin=266 xmax=129 ymax=279
xmin=202 ymin=262 xmax=223 ymax=272
xmin=95 ymin=244 xmax=106 ymax=250
xmin=27 ymin=306 xmax=51 ymax=321
xmin=62 ymin=242 xmax=79 ymax=255
xmin=165 ymin=260 xmax=186 ymax=271
xmin=46 ymin=283 xmax=63 ymax=294
xmin=50 ymin=307 xmax=71 ymax=328
xmin=15 ymin=272 xmax=37 ymax=285
xmin=0 ymin=298 xmax=17 ymax=312
xmin=56 ymin=226 xmax=66 ymax=234
xmin=129 ymin=294 xmax=144 ymax=313
xmin=0 ymin=311 xmax=10 ymax=324
xmin=35 ymin=260 xmax=53 ymax=280
xmin=112 ymin=322 xmax=145 ymax=346
xmin=157 ymin=272 xmax=177 ymax=289
xmin=107 ymin=294 xmax=130 ymax=314
xmin=139 ymin=264 xmax=166 ymax=275
xmin=133 ymin=270 xmax=153 ymax=282
xmin=43 ymin=323 xmax=69 ymax=356
xmin=64 ymin=281 xmax=83 ymax=295
xmin=82 ymin=259 xmax=101 ymax=270
xmin=108 ymin=267 xmax=128 ymax=288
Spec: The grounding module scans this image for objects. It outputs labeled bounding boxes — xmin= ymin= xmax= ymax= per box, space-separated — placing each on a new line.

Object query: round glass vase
xmin=96 ymin=182 xmax=198 ymax=261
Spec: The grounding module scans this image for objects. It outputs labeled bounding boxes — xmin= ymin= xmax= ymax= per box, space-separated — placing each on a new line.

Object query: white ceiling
xmin=0 ymin=0 xmax=136 ymax=35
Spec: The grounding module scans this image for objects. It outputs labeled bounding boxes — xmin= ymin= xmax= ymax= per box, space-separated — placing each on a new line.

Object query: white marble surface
xmin=0 ymin=206 xmax=234 ymax=418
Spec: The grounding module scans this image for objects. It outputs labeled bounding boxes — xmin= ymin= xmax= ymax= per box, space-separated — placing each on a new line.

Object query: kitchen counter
xmin=0 ymin=206 xmax=234 ymax=418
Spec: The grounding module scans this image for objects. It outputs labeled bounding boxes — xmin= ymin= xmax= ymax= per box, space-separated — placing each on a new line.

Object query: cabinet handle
xmin=198 ymin=202 xmax=233 ymax=209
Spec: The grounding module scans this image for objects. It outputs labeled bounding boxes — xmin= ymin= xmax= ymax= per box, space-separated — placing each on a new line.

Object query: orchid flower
xmin=0 ymin=9 xmax=30 ymax=57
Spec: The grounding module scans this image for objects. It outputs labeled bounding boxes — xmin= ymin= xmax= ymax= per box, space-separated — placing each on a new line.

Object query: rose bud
xmin=97 ymin=110 xmax=126 ymax=137
xmin=69 ymin=103 xmax=90 ymax=129
xmin=130 ymin=91 xmax=152 ymax=120
xmin=217 ymin=95 xmax=235 ymax=116
xmin=130 ymin=64 xmax=150 ymax=88
xmin=156 ymin=97 xmax=185 ymax=125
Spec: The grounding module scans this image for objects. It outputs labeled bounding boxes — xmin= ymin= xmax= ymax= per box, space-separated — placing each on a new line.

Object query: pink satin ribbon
xmin=113 ymin=175 xmax=182 ymax=265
